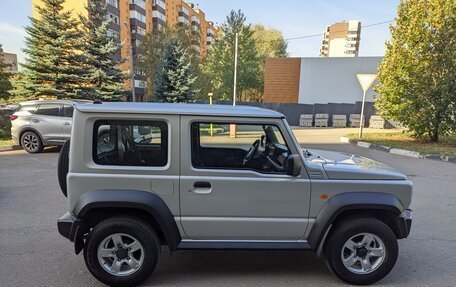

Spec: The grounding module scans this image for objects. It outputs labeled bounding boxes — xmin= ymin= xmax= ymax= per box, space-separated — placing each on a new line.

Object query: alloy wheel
xmin=97 ymin=233 xmax=145 ymax=276
xmin=341 ymin=233 xmax=386 ymax=274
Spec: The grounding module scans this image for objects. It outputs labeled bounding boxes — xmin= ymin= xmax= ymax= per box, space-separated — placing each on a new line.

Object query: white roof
xmin=75 ymin=102 xmax=284 ymax=118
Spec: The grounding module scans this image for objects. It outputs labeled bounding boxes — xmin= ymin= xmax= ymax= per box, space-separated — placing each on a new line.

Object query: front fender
xmin=307 ymin=192 xmax=405 ymax=251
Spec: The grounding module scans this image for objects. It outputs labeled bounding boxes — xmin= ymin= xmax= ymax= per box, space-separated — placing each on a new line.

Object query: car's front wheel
xmin=84 ymin=216 xmax=160 ymax=287
xmin=21 ymin=131 xmax=44 ymax=153
xmin=324 ymin=217 xmax=398 ymax=285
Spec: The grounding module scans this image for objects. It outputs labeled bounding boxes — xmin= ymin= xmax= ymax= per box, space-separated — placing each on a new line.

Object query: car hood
xmin=305 ymin=149 xmax=407 ymax=180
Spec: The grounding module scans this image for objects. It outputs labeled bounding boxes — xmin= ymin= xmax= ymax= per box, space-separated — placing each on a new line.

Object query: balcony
xmin=153 ymin=0 xmax=166 ymax=10
xmin=179 ymin=16 xmax=189 ymax=25
xmin=152 ymin=10 xmax=166 ymax=22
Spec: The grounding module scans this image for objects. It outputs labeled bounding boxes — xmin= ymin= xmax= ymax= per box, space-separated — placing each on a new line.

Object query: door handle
xmin=194 ymin=182 xmax=211 ymax=188
xmin=63 ymin=122 xmax=71 ymax=126
xmin=32 ymin=119 xmax=39 ymax=123
xmin=192 ymin=182 xmax=212 ymax=194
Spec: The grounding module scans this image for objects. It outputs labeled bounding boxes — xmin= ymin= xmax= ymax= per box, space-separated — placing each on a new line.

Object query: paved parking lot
xmin=1 ymin=128 xmax=456 ymax=286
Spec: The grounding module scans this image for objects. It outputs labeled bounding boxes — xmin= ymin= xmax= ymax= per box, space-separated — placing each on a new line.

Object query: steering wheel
xmin=242 ymin=139 xmax=260 ymax=166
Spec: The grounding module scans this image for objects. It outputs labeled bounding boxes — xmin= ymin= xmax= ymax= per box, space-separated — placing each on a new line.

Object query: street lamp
xmin=356 ymin=74 xmax=377 ymax=139
xmin=233 ymin=32 xmax=238 ymax=107
xmin=124 ymin=22 xmax=136 ymax=102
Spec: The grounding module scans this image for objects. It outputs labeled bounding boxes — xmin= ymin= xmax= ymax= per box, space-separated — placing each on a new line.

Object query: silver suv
xmin=10 ymin=100 xmax=91 ymax=153
xmin=57 ymin=102 xmax=412 ymax=286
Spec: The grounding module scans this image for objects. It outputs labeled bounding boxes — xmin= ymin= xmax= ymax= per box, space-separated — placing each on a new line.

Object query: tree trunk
xmin=430 ymin=113 xmax=440 ymax=142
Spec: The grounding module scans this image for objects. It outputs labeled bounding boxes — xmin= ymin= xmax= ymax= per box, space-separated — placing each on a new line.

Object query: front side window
xmin=93 ymin=120 xmax=168 ymax=167
xmin=191 ymin=122 xmax=290 ymax=173
xmin=35 ymin=104 xmax=60 ymax=116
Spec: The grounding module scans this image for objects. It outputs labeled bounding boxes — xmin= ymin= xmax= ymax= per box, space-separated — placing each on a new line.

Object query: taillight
xmin=9 ymin=115 xmax=18 ymax=121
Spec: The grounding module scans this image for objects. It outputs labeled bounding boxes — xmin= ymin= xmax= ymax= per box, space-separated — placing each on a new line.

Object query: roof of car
xmin=20 ymin=99 xmax=93 ymax=105
xmin=75 ymin=102 xmax=285 ymax=118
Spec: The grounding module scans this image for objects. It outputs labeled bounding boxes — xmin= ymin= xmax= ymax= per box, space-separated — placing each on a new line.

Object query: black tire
xmin=20 ymin=131 xmax=44 ymax=153
xmin=84 ymin=216 xmax=160 ymax=287
xmin=57 ymin=139 xmax=70 ymax=197
xmin=324 ymin=218 xmax=398 ymax=285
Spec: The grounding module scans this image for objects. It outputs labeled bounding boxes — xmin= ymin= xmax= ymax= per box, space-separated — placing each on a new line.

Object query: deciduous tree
xmin=375 ymin=0 xmax=455 ymax=142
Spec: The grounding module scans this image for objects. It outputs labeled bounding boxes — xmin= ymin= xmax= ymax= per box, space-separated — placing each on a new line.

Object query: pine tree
xmin=79 ymin=0 xmax=125 ymax=101
xmin=0 ymin=44 xmax=13 ymax=100
xmin=19 ymin=0 xmax=86 ymax=99
xmin=138 ymin=26 xmax=200 ymax=100
xmin=152 ymin=37 xmax=198 ymax=103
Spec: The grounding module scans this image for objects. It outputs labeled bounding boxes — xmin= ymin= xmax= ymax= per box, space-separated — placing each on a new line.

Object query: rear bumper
xmin=397 ymin=209 xmax=412 ymax=238
xmin=57 ymin=212 xmax=81 ymax=242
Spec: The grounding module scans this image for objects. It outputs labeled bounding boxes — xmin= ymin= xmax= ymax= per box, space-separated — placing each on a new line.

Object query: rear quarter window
xmin=93 ymin=120 xmax=168 ymax=167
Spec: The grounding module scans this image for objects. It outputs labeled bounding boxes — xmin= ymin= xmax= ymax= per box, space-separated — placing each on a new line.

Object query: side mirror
xmin=286 ymin=154 xmax=302 ymax=177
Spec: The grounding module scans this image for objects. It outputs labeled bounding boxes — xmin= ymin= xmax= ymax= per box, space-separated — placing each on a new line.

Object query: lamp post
xmin=233 ymin=32 xmax=238 ymax=107
xmin=356 ymin=74 xmax=377 ymax=139
xmin=124 ymin=22 xmax=136 ymax=102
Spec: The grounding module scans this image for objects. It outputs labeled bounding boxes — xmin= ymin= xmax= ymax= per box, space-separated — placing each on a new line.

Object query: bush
xmin=0 ymin=110 xmax=12 ymax=139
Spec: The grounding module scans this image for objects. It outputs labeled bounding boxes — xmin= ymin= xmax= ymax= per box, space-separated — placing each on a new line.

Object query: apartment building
xmin=0 ymin=46 xmax=18 ymax=72
xmin=32 ymin=0 xmax=219 ymax=101
xmin=320 ymin=20 xmax=361 ymax=57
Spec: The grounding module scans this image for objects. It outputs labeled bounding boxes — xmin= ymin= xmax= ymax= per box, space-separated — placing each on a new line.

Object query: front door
xmin=179 ymin=116 xmax=311 ymax=241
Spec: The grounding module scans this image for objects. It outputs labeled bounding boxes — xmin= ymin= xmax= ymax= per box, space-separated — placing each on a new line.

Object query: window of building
xmin=191 ymin=122 xmax=290 ymax=173
xmin=106 ymin=0 xmax=118 ymax=8
xmin=35 ymin=104 xmax=60 ymax=116
xmin=93 ymin=120 xmax=168 ymax=167
xmin=63 ymin=105 xmax=74 ymax=118
xmin=106 ymin=12 xmax=119 ymax=24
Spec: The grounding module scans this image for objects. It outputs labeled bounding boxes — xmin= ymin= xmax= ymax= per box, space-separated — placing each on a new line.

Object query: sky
xmin=0 ymin=0 xmax=400 ymax=64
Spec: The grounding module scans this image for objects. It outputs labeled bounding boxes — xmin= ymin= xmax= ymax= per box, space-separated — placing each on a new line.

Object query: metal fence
xmin=202 ymin=101 xmax=376 ymax=127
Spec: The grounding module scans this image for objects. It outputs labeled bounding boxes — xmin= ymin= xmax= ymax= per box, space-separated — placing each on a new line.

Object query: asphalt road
xmin=1 ymin=130 xmax=456 ymax=286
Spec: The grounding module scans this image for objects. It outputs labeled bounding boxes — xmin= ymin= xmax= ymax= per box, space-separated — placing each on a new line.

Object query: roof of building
xmin=75 ymin=102 xmax=285 ymax=118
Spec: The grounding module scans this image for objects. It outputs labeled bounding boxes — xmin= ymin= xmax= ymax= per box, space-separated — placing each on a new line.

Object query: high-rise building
xmin=320 ymin=20 xmax=361 ymax=57
xmin=31 ymin=0 xmax=219 ymax=101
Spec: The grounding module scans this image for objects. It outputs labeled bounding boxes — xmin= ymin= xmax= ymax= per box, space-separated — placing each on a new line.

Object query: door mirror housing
xmin=286 ymin=154 xmax=302 ymax=177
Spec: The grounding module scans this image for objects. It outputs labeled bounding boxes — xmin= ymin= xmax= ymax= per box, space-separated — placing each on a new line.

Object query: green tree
xmin=79 ymin=0 xmax=125 ymax=101
xmin=152 ymin=37 xmax=198 ymax=103
xmin=251 ymin=24 xmax=288 ymax=59
xmin=0 ymin=44 xmax=13 ymax=100
xmin=375 ymin=0 xmax=455 ymax=142
xmin=201 ymin=10 xmax=262 ymax=102
xmin=138 ymin=26 xmax=200 ymax=100
xmin=18 ymin=0 xmax=86 ymax=99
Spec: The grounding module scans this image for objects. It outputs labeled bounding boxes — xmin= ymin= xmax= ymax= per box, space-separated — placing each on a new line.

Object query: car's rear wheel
xmin=21 ymin=131 xmax=43 ymax=153
xmin=324 ymin=218 xmax=398 ymax=285
xmin=84 ymin=216 xmax=160 ymax=287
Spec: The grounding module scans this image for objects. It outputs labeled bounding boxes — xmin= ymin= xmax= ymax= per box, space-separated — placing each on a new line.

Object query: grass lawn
xmin=346 ymin=132 xmax=456 ymax=156
xmin=0 ymin=138 xmax=13 ymax=147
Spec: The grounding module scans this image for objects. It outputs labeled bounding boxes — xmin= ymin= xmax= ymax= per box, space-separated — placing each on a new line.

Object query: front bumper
xmin=397 ymin=209 xmax=412 ymax=238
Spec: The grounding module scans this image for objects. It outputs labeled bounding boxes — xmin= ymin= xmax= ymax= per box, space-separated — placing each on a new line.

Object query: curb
xmin=340 ymin=137 xmax=456 ymax=164
xmin=0 ymin=145 xmax=21 ymax=152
